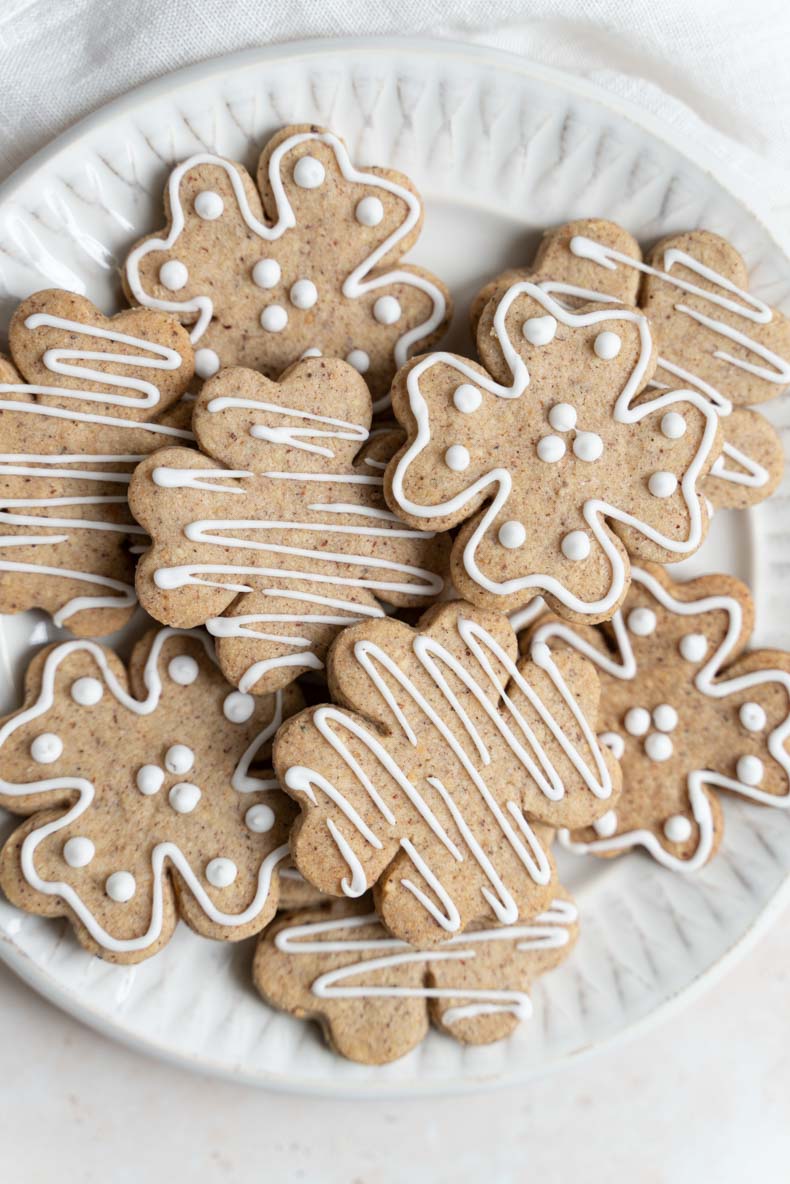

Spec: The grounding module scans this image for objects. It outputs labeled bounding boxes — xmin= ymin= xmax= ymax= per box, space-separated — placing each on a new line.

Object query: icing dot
xmin=679 ymin=633 xmax=708 ymax=663
xmin=537 ymin=434 xmax=566 ymax=463
xmin=346 ymin=349 xmax=370 ymax=373
xmin=627 ymin=607 xmax=656 ymax=636
xmin=106 ymin=871 xmax=136 ymax=903
xmin=445 ymin=444 xmax=470 ymax=472
xmin=661 ymin=411 xmax=687 ymax=440
xmin=599 ymin=731 xmax=625 ymax=760
xmin=648 ymin=471 xmax=678 ymax=498
xmin=71 ymin=677 xmax=103 ymax=706
xmin=737 ymin=754 xmax=764 ymax=786
xmin=224 ymin=691 xmax=255 ymax=723
xmin=168 ymin=655 xmax=199 ymax=685
xmin=355 ymin=196 xmax=384 ymax=226
xmin=652 ymin=704 xmax=678 ymax=733
xmin=165 ymin=744 xmax=194 ymax=775
xmin=31 ymin=733 xmax=62 ymax=764
xmin=549 ymin=403 xmax=577 ymax=432
xmin=664 ymin=815 xmax=692 ymax=843
xmin=169 ymin=783 xmax=202 ymax=814
xmin=245 ymin=803 xmax=276 ymax=833
xmin=194 ymin=348 xmax=220 ymax=379
xmin=290 ymin=279 xmax=318 ymax=310
xmin=261 ymin=305 xmax=288 ymax=333
xmin=373 ymin=295 xmax=401 ymax=325
xmin=159 ymin=260 xmax=188 ymax=291
xmin=453 ymin=384 xmax=482 ymax=414
xmin=498 ymin=521 xmax=526 ymax=549
xmin=522 ymin=315 xmax=557 ymax=346
xmin=293 ymin=155 xmax=325 ymax=189
xmin=194 ymin=190 xmax=224 ymax=220
xmin=206 ymin=857 xmax=237 ymax=888
xmin=561 ymin=531 xmax=590 ymax=561
xmin=573 ymin=432 xmax=604 ymax=462
xmin=63 ymin=836 xmax=95 ymax=868
xmin=624 ymin=707 xmax=650 ymax=737
xmin=740 ymin=701 xmax=767 ymax=732
xmin=593 ymin=331 xmax=621 ymax=360
xmin=301 ymin=348 xmax=322 ymax=359
xmin=645 ymin=733 xmax=673 ymax=762
xmin=252 ymin=258 xmax=281 ymax=289
xmin=593 ymin=810 xmax=618 ymax=838
xmin=136 ymin=765 xmax=164 ymax=796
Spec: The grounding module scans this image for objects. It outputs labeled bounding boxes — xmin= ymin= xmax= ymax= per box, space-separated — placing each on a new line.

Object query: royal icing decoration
xmin=529 ymin=565 xmax=790 ymax=872
xmin=0 ymin=292 xmax=193 ymax=634
xmin=124 ymin=125 xmax=449 ymax=411
xmin=0 ymin=629 xmax=300 ymax=958
xmin=129 ymin=359 xmax=449 ymax=696
xmin=275 ymin=602 xmax=619 ymax=944
xmin=388 ymin=281 xmax=720 ymax=619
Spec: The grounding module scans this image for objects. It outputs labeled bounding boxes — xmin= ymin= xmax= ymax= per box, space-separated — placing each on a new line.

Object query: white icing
xmin=355 ymin=196 xmax=384 ymax=226
xmin=346 ymin=349 xmax=369 ymax=373
xmin=680 ymin=633 xmax=708 ymax=662
xmin=194 ymin=348 xmax=220 ymax=378
xmin=301 ymin=348 xmax=322 ymax=359
xmin=164 ymin=744 xmax=194 ymax=775
xmin=537 ymin=435 xmax=565 ymax=463
xmin=106 ymin=871 xmax=136 ymax=902
xmin=136 ymin=765 xmax=164 ymax=796
xmin=663 ymin=814 xmax=692 ymax=842
xmin=293 ymin=155 xmax=325 ymax=189
xmin=71 ymin=677 xmax=103 ymax=706
xmin=453 ymin=384 xmax=482 ymax=414
xmin=561 ymin=531 xmax=590 ymax=561
xmin=373 ymin=295 xmax=401 ymax=325
xmin=498 ymin=521 xmax=526 ymax=549
xmin=599 ymin=731 xmax=625 ymax=760
xmin=736 ymin=754 xmax=764 ymax=785
xmin=194 ymin=190 xmax=224 ymax=220
xmin=168 ymin=655 xmax=199 ymax=685
xmin=624 ymin=707 xmax=650 ymax=736
xmin=205 ymin=857 xmax=237 ymax=888
xmin=522 ymin=315 xmax=557 ymax=346
xmin=593 ymin=810 xmax=618 ymax=837
xmin=548 ymin=403 xmax=576 ymax=432
xmin=445 ymin=445 xmax=470 ymax=472
xmin=740 ymin=701 xmax=767 ymax=731
xmin=260 ymin=305 xmax=288 ymax=333
xmin=224 ymin=691 xmax=255 ymax=723
xmin=31 ymin=733 xmax=62 ymax=764
xmin=252 ymin=258 xmax=281 ymax=289
xmin=169 ymin=782 xmax=201 ymax=813
xmin=159 ymin=260 xmax=188 ymax=291
xmin=63 ymin=836 xmax=94 ymax=868
xmin=627 ymin=607 xmax=656 ymax=636
xmin=572 ymin=432 xmax=603 ymax=462
xmin=661 ymin=411 xmax=687 ymax=439
xmin=593 ymin=331 xmax=621 ymax=359
xmin=648 ymin=471 xmax=678 ymax=498
xmin=245 ymin=803 xmax=275 ymax=833
xmin=645 ymin=733 xmax=673 ymax=762
xmin=652 ymin=704 xmax=678 ymax=732
xmin=290 ymin=279 xmax=318 ymax=310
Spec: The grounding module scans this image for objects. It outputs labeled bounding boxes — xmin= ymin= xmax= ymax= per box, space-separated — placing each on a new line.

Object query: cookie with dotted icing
xmin=273 ymin=599 xmax=620 ymax=947
xmin=523 ymin=564 xmax=790 ymax=872
xmin=253 ymin=889 xmax=578 ymax=1064
xmin=0 ymin=289 xmax=194 ymax=636
xmin=128 ymin=356 xmax=450 ymax=695
xmin=473 ymin=218 xmax=790 ymax=510
xmin=123 ymin=123 xmax=451 ymax=412
xmin=385 ymin=276 xmax=723 ymax=623
xmin=0 ymin=627 xmax=303 ymax=963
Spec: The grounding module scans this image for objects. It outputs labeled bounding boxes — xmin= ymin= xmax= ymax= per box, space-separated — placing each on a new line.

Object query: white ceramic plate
xmin=1 ymin=36 xmax=790 ymax=1096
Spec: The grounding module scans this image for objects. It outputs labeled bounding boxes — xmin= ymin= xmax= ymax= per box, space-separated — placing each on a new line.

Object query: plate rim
xmin=1 ymin=32 xmax=790 ymax=1095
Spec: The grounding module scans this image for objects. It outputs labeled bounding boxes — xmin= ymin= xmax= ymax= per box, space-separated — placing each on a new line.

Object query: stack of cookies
xmin=1 ymin=124 xmax=789 ymax=1066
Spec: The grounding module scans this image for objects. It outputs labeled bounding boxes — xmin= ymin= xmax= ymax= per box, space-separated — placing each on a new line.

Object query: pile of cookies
xmin=1 ymin=123 xmax=789 ymax=1066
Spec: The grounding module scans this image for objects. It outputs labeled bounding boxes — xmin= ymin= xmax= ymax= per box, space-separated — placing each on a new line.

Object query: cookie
xmin=385 ymin=279 xmax=723 ymax=622
xmin=253 ymin=890 xmax=578 ymax=1064
xmin=277 ymin=867 xmax=332 ymax=910
xmin=274 ymin=599 xmax=620 ymax=947
xmin=0 ymin=628 xmax=302 ymax=963
xmin=129 ymin=357 xmax=450 ymax=694
xmin=525 ymin=564 xmax=790 ymax=871
xmin=123 ymin=123 xmax=451 ymax=412
xmin=0 ymin=289 xmax=194 ymax=636
xmin=474 ymin=218 xmax=790 ymax=510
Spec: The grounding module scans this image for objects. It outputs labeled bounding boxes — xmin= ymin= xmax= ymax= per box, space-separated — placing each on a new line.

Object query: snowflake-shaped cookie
xmin=124 ymin=123 xmax=450 ymax=411
xmin=385 ymin=280 xmax=723 ymax=621
xmin=0 ymin=289 xmax=194 ymax=636
xmin=0 ymin=628 xmax=302 ymax=962
xmin=274 ymin=600 xmax=620 ymax=947
xmin=129 ymin=357 xmax=450 ymax=694
xmin=253 ymin=892 xmax=578 ymax=1064
xmin=526 ymin=564 xmax=790 ymax=871
xmin=474 ymin=218 xmax=790 ymax=509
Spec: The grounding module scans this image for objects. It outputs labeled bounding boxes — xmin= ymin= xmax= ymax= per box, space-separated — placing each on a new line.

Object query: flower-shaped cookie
xmin=0 ymin=289 xmax=194 ymax=636
xmin=274 ymin=600 xmax=620 ymax=947
xmin=129 ymin=357 xmax=450 ymax=694
xmin=123 ymin=123 xmax=451 ymax=411
xmin=254 ymin=892 xmax=578 ymax=1064
xmin=0 ymin=628 xmax=302 ymax=962
xmin=385 ymin=281 xmax=723 ymax=622
xmin=474 ymin=218 xmax=790 ymax=509
xmin=526 ymin=564 xmax=790 ymax=871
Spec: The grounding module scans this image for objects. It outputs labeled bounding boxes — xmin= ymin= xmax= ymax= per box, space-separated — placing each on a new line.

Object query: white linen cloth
xmin=1 ymin=0 xmax=789 ymax=204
